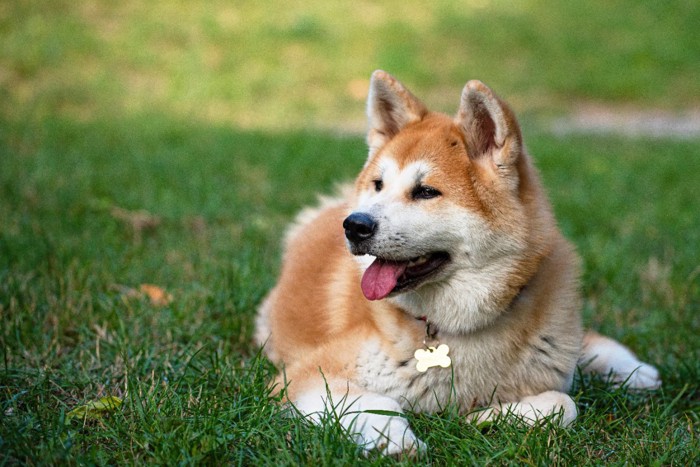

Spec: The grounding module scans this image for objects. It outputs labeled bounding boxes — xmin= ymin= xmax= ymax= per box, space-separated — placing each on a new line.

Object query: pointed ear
xmin=366 ymin=70 xmax=428 ymax=156
xmin=455 ymin=80 xmax=522 ymax=170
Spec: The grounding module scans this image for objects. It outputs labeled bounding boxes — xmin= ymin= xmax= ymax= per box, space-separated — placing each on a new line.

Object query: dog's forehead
xmin=371 ymin=116 xmax=466 ymax=178
xmin=377 ymin=158 xmax=431 ymax=185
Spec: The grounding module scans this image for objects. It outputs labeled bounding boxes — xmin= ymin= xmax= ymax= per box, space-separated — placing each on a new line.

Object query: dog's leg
xmin=472 ymin=390 xmax=578 ymax=427
xmin=580 ymin=331 xmax=661 ymax=389
xmin=294 ymin=382 xmax=425 ymax=456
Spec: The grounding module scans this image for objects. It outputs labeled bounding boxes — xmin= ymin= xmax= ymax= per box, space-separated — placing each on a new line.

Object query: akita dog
xmin=256 ymin=71 xmax=660 ymax=455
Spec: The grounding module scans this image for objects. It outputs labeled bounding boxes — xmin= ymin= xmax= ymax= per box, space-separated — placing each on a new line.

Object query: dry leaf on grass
xmin=139 ymin=284 xmax=173 ymax=307
xmin=112 ymin=283 xmax=173 ymax=307
xmin=66 ymin=396 xmax=123 ymax=422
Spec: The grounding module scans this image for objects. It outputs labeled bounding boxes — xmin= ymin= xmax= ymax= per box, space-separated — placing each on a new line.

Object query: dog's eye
xmin=412 ymin=185 xmax=441 ymax=200
xmin=373 ymin=179 xmax=383 ymax=192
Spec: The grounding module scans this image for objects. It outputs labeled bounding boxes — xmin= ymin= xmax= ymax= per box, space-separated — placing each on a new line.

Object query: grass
xmin=1 ymin=0 xmax=699 ymax=464
xmin=2 ymin=0 xmax=699 ymax=128
xmin=1 ymin=115 xmax=698 ymax=464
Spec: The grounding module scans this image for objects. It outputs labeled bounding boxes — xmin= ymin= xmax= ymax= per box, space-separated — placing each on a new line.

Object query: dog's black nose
xmin=343 ymin=212 xmax=377 ymax=243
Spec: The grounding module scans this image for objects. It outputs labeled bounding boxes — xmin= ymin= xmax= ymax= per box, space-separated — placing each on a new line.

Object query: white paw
xmin=472 ymin=391 xmax=578 ymax=428
xmin=581 ymin=332 xmax=662 ymax=390
xmin=501 ymin=391 xmax=578 ymax=427
xmin=612 ymin=361 xmax=661 ymax=390
xmin=347 ymin=411 xmax=425 ymax=456
xmin=294 ymin=387 xmax=425 ymax=456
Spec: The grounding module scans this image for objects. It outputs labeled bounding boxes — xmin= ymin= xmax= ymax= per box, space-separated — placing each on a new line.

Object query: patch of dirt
xmin=314 ymin=103 xmax=700 ymax=140
xmin=551 ymin=104 xmax=700 ymax=139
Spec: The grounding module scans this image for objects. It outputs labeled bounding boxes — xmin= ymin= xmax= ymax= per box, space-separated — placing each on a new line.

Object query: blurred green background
xmin=3 ymin=0 xmax=699 ymax=129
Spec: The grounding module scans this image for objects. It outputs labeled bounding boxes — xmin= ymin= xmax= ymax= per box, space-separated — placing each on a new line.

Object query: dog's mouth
xmin=361 ymin=252 xmax=450 ymax=301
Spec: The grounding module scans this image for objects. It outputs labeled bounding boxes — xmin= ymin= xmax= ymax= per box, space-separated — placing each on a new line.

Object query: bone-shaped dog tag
xmin=414 ymin=344 xmax=452 ymax=372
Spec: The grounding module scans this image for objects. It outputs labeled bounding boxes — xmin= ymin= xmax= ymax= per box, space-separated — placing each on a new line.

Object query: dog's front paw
xmin=341 ymin=393 xmax=425 ymax=456
xmin=475 ymin=391 xmax=578 ymax=428
xmin=350 ymin=411 xmax=425 ymax=456
xmin=294 ymin=386 xmax=424 ymax=456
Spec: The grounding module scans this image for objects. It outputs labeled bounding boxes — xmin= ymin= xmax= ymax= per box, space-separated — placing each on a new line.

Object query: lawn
xmin=1 ymin=0 xmax=699 ymax=464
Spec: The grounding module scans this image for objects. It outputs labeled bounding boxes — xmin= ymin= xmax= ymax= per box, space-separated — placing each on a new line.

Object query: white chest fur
xmin=354 ymin=327 xmax=577 ymax=414
xmin=355 ymin=338 xmax=456 ymax=413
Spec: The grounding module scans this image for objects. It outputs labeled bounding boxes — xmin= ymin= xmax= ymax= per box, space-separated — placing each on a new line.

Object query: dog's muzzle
xmin=343 ymin=212 xmax=377 ymax=245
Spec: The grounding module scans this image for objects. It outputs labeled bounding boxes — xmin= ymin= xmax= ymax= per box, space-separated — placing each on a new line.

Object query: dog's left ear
xmin=455 ymin=81 xmax=523 ymax=179
xmin=366 ymin=70 xmax=428 ymax=157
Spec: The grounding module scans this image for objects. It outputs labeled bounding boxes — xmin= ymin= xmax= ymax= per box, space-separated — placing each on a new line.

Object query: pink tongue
xmin=361 ymin=258 xmax=407 ymax=301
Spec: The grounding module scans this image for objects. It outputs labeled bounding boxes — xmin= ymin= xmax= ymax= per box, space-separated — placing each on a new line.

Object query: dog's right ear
xmin=366 ymin=70 xmax=428 ymax=156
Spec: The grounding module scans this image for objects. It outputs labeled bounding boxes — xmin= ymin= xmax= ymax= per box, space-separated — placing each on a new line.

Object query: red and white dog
xmin=256 ymin=71 xmax=660 ymax=455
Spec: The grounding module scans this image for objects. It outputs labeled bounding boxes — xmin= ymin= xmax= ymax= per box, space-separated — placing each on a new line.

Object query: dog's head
xmin=345 ymin=71 xmax=554 ymax=317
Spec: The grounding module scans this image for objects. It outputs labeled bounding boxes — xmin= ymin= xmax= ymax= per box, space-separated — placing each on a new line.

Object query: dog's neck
xmin=395 ymin=272 xmax=530 ymax=337
xmin=415 ymin=316 xmax=439 ymax=345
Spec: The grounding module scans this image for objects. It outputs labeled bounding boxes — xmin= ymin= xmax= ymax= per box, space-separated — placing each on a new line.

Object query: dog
xmin=255 ymin=71 xmax=661 ymax=455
